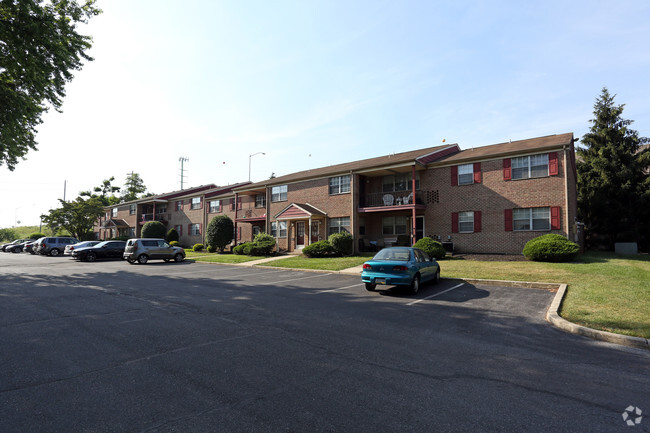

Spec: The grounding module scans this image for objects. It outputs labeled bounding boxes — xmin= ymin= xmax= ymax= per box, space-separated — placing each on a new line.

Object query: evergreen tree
xmin=577 ymin=88 xmax=649 ymax=250
xmin=206 ymin=215 xmax=234 ymax=252
xmin=80 ymin=176 xmax=120 ymax=206
xmin=121 ymin=172 xmax=148 ymax=202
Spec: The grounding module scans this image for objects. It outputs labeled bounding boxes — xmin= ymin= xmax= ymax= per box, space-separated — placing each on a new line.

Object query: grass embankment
xmin=259 ymin=255 xmax=370 ymax=271
xmin=184 ymin=251 xmax=266 ymax=264
xmin=441 ymin=252 xmax=649 ymax=339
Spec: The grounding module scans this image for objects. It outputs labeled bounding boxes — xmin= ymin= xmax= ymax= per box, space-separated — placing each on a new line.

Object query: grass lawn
xmin=440 ymin=252 xmax=650 ymax=339
xmin=184 ymin=251 xmax=266 ymax=263
xmin=259 ymin=255 xmax=370 ymax=271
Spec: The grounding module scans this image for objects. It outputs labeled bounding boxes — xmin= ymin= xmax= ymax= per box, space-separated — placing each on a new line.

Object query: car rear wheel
xmin=49 ymin=248 xmax=60 ymax=257
xmin=86 ymin=252 xmax=96 ymax=262
xmin=174 ymin=253 xmax=184 ymax=262
xmin=365 ymin=283 xmax=376 ymax=291
xmin=137 ymin=254 xmax=148 ymax=264
xmin=410 ymin=274 xmax=420 ymax=294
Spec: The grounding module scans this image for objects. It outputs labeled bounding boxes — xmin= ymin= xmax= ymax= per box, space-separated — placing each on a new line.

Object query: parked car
xmin=5 ymin=240 xmax=32 ymax=253
xmin=123 ymin=238 xmax=185 ymax=264
xmin=35 ymin=237 xmax=79 ymax=256
xmin=1 ymin=239 xmax=30 ymax=252
xmin=26 ymin=238 xmax=43 ymax=255
xmin=72 ymin=241 xmax=127 ymax=262
xmin=64 ymin=241 xmax=101 ymax=256
xmin=361 ymin=247 xmax=440 ymax=294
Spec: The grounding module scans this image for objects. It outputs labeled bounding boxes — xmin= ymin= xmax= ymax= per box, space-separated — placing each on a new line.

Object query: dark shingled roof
xmin=236 ymin=144 xmax=456 ymax=190
xmin=434 ymin=133 xmax=574 ymax=165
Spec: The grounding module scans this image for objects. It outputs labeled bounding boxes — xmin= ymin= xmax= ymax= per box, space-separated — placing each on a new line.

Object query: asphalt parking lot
xmin=1 ymin=253 xmax=649 ymax=432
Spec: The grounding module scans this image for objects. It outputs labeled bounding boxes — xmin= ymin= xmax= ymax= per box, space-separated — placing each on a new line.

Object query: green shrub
xmin=523 ymin=234 xmax=580 ymax=262
xmin=28 ymin=232 xmax=45 ymax=240
xmin=142 ymin=221 xmax=167 ymax=238
xmin=242 ymin=242 xmax=254 ymax=255
xmin=166 ymin=228 xmax=179 ymax=243
xmin=248 ymin=233 xmax=276 ymax=255
xmin=303 ymin=240 xmax=335 ymax=258
xmin=414 ymin=237 xmax=446 ymax=260
xmin=233 ymin=243 xmax=248 ymax=255
xmin=193 ymin=243 xmax=204 ymax=252
xmin=169 ymin=241 xmax=180 ymax=247
xmin=207 ymin=244 xmax=216 ymax=253
xmin=328 ymin=231 xmax=353 ymax=256
xmin=206 ymin=215 xmax=234 ymax=252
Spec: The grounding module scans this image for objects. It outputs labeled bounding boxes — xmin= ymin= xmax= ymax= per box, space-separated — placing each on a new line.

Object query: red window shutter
xmin=199 ymin=198 xmax=203 ymax=209
xmin=451 ymin=212 xmax=459 ymax=233
xmin=237 ymin=197 xmax=242 ymax=210
xmin=473 ymin=162 xmax=481 ymax=184
xmin=503 ymin=159 xmax=511 ymax=180
xmin=188 ymin=224 xmax=192 ymax=235
xmin=474 ymin=211 xmax=482 ymax=232
xmin=551 ymin=206 xmax=561 ymax=230
xmin=451 ymin=166 xmax=458 ymax=186
xmin=237 ymin=226 xmax=242 ymax=240
xmin=549 ymin=152 xmax=559 ymax=175
xmin=504 ymin=209 xmax=513 ymax=231
xmin=199 ymin=224 xmax=203 ymax=235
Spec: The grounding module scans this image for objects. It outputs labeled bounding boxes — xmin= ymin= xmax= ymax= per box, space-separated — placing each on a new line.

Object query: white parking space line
xmin=315 ymin=283 xmax=365 ymax=294
xmin=406 ymin=283 xmax=465 ymax=306
xmin=258 ymin=273 xmax=333 ymax=286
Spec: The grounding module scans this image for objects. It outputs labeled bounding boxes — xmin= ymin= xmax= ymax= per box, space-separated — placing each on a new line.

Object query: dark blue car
xmin=361 ymin=247 xmax=440 ymax=294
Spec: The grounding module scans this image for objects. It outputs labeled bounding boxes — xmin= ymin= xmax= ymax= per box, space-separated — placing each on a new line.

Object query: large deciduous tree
xmin=577 ymin=88 xmax=650 ymax=250
xmin=0 ymin=0 xmax=101 ymax=170
xmin=41 ymin=196 xmax=104 ymax=240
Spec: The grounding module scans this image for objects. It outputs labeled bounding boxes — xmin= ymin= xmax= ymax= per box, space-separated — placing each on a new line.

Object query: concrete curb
xmin=546 ymin=284 xmax=650 ymax=351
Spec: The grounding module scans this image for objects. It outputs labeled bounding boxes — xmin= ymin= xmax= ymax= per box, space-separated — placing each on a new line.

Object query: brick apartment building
xmin=97 ymin=133 xmax=578 ymax=255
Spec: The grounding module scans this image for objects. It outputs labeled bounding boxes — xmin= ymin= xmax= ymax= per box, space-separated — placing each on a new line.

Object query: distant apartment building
xmin=97 ymin=133 xmax=578 ymax=255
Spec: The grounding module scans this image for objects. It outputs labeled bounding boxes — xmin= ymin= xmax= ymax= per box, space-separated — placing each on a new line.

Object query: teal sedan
xmin=361 ymin=247 xmax=440 ymax=294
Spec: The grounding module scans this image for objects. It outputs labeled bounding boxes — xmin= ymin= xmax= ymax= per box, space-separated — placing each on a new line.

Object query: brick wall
xmin=423 ymin=153 xmax=571 ymax=254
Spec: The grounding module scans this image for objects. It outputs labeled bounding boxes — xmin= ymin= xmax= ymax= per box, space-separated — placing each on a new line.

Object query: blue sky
xmin=2 ymin=0 xmax=650 ymax=228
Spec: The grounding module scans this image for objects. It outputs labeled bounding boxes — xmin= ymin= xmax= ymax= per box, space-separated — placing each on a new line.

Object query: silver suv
xmin=123 ymin=238 xmax=185 ymax=264
xmin=36 ymin=237 xmax=79 ymax=256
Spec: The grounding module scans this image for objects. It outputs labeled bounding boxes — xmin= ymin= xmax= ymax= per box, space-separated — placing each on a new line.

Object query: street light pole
xmin=249 ymin=152 xmax=266 ymax=182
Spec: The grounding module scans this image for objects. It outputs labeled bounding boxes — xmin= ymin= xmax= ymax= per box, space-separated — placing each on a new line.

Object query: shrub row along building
xmin=96 ymin=133 xmax=578 ymax=255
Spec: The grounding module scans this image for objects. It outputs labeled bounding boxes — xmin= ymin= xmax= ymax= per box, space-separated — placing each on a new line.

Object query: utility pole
xmin=179 ymin=157 xmax=189 ymax=190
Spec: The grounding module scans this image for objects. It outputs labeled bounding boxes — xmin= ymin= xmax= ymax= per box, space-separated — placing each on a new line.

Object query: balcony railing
xmin=140 ymin=213 xmax=170 ymax=224
xmin=236 ymin=207 xmax=267 ymax=220
xmin=361 ymin=191 xmax=424 ymax=208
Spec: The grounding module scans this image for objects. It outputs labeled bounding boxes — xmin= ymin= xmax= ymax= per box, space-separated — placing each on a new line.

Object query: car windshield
xmin=372 ymin=248 xmax=411 ymax=261
xmin=94 ymin=241 xmax=110 ymax=247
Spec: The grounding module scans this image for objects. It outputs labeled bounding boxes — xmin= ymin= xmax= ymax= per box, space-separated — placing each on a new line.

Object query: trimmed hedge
xmin=193 ymin=243 xmax=204 ymax=252
xmin=142 ymin=221 xmax=167 ymax=239
xmin=523 ymin=234 xmax=580 ymax=262
xmin=232 ymin=234 xmax=276 ymax=256
xmin=328 ymin=232 xmax=353 ymax=256
xmin=413 ymin=237 xmax=446 ymax=260
xmin=169 ymin=241 xmax=180 ymax=247
xmin=166 ymin=228 xmax=179 ymax=243
xmin=303 ymin=240 xmax=335 ymax=258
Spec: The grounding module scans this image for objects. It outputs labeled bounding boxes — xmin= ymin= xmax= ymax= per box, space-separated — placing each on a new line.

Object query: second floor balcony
xmin=236 ymin=207 xmax=267 ymax=221
xmin=139 ymin=213 xmax=170 ymax=225
xmin=360 ymin=191 xmax=424 ymax=208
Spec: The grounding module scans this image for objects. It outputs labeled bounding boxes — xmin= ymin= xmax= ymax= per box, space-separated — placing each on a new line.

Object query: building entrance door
xmin=296 ymin=221 xmax=305 ymax=248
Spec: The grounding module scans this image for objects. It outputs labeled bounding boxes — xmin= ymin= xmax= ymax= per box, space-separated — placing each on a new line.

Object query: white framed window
xmin=209 ymin=200 xmax=221 ymax=213
xmin=175 ymin=200 xmax=182 ymax=211
xmin=174 ymin=224 xmax=183 ymax=236
xmin=190 ymin=223 xmax=201 ymax=235
xmin=329 ymin=175 xmax=351 ymax=195
xmin=382 ymin=173 xmax=420 ymax=192
xmin=255 ymin=194 xmax=266 ymax=208
xmin=382 ymin=216 xmax=408 ymax=235
xmin=513 ymin=207 xmax=550 ymax=231
xmin=129 ymin=204 xmax=136 ymax=215
xmin=458 ymin=164 xmax=474 ymax=185
xmin=191 ymin=197 xmax=201 ymax=210
xmin=271 ymin=185 xmax=288 ymax=202
xmin=512 ymin=154 xmax=549 ymax=180
xmin=271 ymin=221 xmax=287 ymax=237
xmin=328 ymin=217 xmax=350 ymax=236
xmin=111 ymin=208 xmax=117 ymax=217
xmin=459 ymin=211 xmax=474 ymax=232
